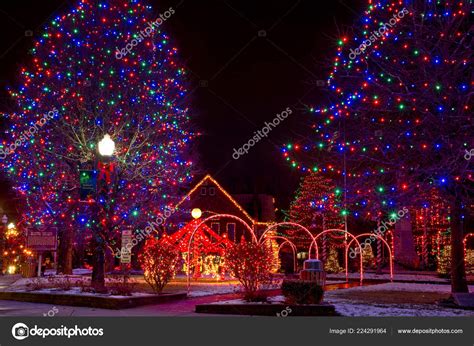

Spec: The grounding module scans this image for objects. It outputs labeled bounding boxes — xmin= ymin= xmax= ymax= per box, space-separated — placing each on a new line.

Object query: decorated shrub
xmin=225 ymin=240 xmax=274 ymax=301
xmin=438 ymin=245 xmax=474 ymax=277
xmin=281 ymin=279 xmax=324 ymax=304
xmin=324 ymin=247 xmax=343 ymax=273
xmin=139 ymin=238 xmax=180 ymax=294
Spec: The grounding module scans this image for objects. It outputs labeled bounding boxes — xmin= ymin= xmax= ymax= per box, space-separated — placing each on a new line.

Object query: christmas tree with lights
xmin=361 ymin=244 xmax=376 ymax=269
xmin=282 ymin=0 xmax=472 ymax=292
xmin=289 ymin=171 xmax=343 ymax=250
xmin=0 ymin=0 xmax=196 ymax=287
xmin=324 ymin=247 xmax=343 ymax=273
xmin=290 ymin=171 xmax=343 ymax=230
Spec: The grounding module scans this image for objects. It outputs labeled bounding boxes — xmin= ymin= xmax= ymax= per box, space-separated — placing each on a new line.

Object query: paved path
xmin=0 ymin=290 xmax=284 ymax=317
xmin=0 ymin=282 xmax=369 ymax=317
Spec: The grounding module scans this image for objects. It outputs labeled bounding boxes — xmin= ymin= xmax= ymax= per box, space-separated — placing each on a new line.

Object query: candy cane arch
xmin=322 ymin=216 xmax=327 ymax=262
xmin=262 ymin=236 xmax=298 ymax=273
xmin=322 ymin=234 xmax=328 ymax=263
xmin=385 ymin=230 xmax=394 ymax=258
xmin=420 ymin=217 xmax=429 ymax=268
xmin=347 ymin=233 xmax=394 ymax=282
xmin=376 ymin=220 xmax=382 ymax=270
xmin=258 ymin=222 xmax=319 ymax=259
xmin=312 ymin=229 xmax=364 ymax=283
xmin=186 ymin=214 xmax=257 ymax=294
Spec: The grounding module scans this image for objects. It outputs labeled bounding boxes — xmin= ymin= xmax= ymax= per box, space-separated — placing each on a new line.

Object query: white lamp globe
xmin=98 ymin=134 xmax=115 ymax=157
xmin=191 ymin=208 xmax=202 ymax=219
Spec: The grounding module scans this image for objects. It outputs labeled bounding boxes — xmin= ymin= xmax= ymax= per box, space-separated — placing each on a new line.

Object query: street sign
xmin=27 ymin=227 xmax=58 ymax=251
xmin=120 ymin=229 xmax=133 ymax=264
xmin=79 ymin=169 xmax=97 ymax=201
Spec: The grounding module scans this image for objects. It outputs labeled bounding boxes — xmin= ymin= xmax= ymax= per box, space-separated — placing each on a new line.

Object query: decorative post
xmin=376 ymin=218 xmax=382 ymax=274
xmin=322 ymin=215 xmax=327 ymax=263
xmin=422 ymin=220 xmax=429 ymax=268
xmin=0 ymin=214 xmax=7 ymax=276
xmin=376 ymin=239 xmax=382 ymax=272
xmin=91 ymin=134 xmax=116 ymax=290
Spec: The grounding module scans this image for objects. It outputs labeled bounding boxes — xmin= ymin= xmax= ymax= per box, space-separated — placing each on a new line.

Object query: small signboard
xmin=79 ymin=169 xmax=97 ymax=201
xmin=27 ymin=227 xmax=58 ymax=251
xmin=120 ymin=229 xmax=133 ymax=264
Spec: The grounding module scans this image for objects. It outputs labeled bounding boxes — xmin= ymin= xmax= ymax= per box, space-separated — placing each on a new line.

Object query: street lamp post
xmin=0 ymin=214 xmax=8 ymax=275
xmin=91 ymin=134 xmax=116 ymax=290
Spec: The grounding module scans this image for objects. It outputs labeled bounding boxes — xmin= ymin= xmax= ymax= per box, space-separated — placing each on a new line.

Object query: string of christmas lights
xmin=281 ymin=0 xmax=472 ymax=219
xmin=0 ymin=0 xmax=196 ymax=251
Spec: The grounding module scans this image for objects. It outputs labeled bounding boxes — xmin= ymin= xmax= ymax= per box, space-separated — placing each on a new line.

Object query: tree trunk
xmin=74 ymin=236 xmax=85 ymax=269
xmin=57 ymin=227 xmax=73 ymax=275
xmin=91 ymin=237 xmax=106 ymax=291
xmin=0 ymin=225 xmax=5 ymax=275
xmin=105 ymin=246 xmax=115 ymax=273
xmin=450 ymin=198 xmax=468 ymax=293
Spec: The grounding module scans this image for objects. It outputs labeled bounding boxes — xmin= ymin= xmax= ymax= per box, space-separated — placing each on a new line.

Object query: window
xmin=209 ymin=187 xmax=216 ymax=196
xmin=297 ymin=252 xmax=308 ymax=260
xmin=200 ymin=187 xmax=207 ymax=195
xmin=211 ymin=222 xmax=220 ymax=234
xmin=227 ymin=223 xmax=236 ymax=242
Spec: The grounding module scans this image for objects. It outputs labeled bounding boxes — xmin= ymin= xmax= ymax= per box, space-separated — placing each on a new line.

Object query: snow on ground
xmin=9 ymin=276 xmax=89 ymax=288
xmin=327 ymin=272 xmax=449 ymax=282
xmin=187 ymin=282 xmax=281 ymax=297
xmin=327 ymin=298 xmax=474 ymax=317
xmin=187 ymin=283 xmax=240 ymax=297
xmin=4 ymin=286 xmax=155 ymax=298
xmin=6 ymin=270 xmax=473 ymax=316
xmin=209 ymin=296 xmax=286 ymax=305
xmin=324 ymin=282 xmax=474 ymax=317
xmin=328 ymin=282 xmax=474 ymax=293
xmin=72 ymin=268 xmax=92 ymax=275
xmin=207 ymin=284 xmax=474 ymax=317
xmin=325 ymin=280 xmax=348 ymax=285
xmin=41 ymin=268 xmax=92 ymax=276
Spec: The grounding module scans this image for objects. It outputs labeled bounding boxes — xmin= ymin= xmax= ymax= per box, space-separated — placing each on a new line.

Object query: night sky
xmin=0 ymin=0 xmax=365 ymax=218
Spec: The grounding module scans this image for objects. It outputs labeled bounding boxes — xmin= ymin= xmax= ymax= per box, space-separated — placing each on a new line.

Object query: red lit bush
xmin=225 ymin=240 xmax=274 ymax=301
xmin=139 ymin=239 xmax=180 ymax=294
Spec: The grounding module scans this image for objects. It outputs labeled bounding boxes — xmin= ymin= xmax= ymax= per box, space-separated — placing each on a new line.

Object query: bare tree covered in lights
xmin=0 ymin=0 xmax=196 ymax=288
xmin=283 ymin=0 xmax=473 ymax=292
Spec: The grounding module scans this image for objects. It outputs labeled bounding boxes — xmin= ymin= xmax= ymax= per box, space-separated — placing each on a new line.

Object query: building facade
xmin=171 ymin=175 xmax=275 ymax=241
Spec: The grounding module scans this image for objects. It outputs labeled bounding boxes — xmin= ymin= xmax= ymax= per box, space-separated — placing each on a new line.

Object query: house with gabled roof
xmin=171 ymin=175 xmax=275 ymax=242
